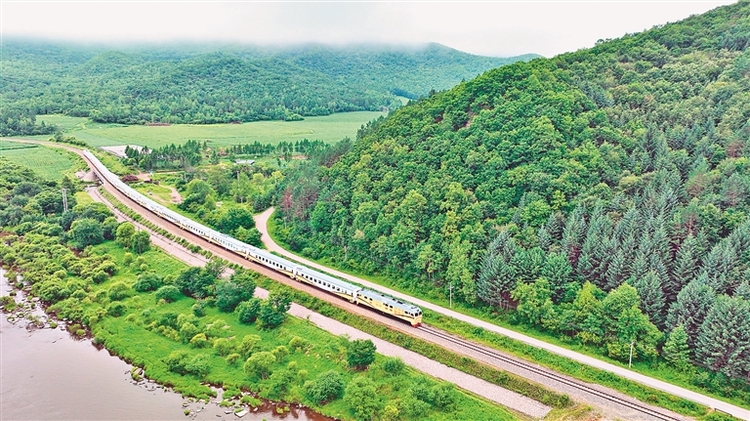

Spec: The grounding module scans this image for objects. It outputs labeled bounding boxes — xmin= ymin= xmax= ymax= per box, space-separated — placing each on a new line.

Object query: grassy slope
xmin=36 ymin=112 xmax=384 ymax=148
xmin=0 ymin=141 xmax=81 ymax=181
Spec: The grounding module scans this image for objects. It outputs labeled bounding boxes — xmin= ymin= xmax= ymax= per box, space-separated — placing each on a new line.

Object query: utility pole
xmin=629 ymin=341 xmax=634 ymax=368
xmin=61 ymin=188 xmax=68 ymax=212
xmin=449 ymin=283 xmax=453 ymax=308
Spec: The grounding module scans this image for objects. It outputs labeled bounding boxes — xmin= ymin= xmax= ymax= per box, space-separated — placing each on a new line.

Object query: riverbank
xmin=0 ymin=268 xmax=321 ymax=421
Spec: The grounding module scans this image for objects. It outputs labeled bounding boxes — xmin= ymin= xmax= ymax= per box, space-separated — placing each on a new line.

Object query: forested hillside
xmin=0 ymin=41 xmax=533 ymax=134
xmin=277 ymin=1 xmax=750 ymax=387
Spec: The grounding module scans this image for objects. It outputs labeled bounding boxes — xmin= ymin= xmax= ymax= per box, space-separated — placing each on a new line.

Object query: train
xmin=82 ymin=149 xmax=423 ymax=326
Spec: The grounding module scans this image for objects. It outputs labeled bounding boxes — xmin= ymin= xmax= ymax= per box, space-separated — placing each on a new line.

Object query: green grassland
xmin=75 ymin=242 xmax=518 ymax=421
xmin=0 ymin=141 xmax=81 ymax=181
xmin=37 ymin=112 xmax=384 ymax=149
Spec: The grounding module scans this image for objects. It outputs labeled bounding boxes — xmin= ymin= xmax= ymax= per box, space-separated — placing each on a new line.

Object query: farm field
xmin=36 ymin=111 xmax=384 ymax=149
xmin=0 ymin=141 xmax=78 ymax=181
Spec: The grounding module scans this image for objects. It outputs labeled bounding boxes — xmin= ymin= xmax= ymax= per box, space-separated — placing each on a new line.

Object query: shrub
xmin=347 ymin=339 xmax=376 ymax=370
xmin=235 ymin=298 xmax=261 ymax=324
xmin=154 ymin=285 xmax=182 ymax=303
xmin=91 ymin=270 xmax=108 ymax=285
xmin=243 ymin=351 xmax=276 ymax=379
xmin=133 ymin=272 xmax=163 ymax=292
xmin=190 ymin=333 xmax=209 ymax=348
xmin=272 ymin=345 xmax=289 ymax=363
xmin=344 ymin=376 xmax=381 ymax=421
xmin=305 ymin=370 xmax=344 ymax=404
xmin=226 ymin=353 xmax=241 ymax=366
xmin=382 ymin=357 xmax=405 ymax=375
xmin=289 ymin=336 xmax=311 ymax=353
xmin=107 ymin=302 xmax=128 ymax=317
xmin=239 ymin=334 xmax=261 ymax=357
xmin=213 ymin=337 xmax=237 ymax=356
xmin=192 ymin=301 xmax=206 ymax=317
xmin=107 ymin=282 xmax=133 ymax=301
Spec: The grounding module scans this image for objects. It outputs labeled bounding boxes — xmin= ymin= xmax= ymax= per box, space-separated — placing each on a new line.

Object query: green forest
xmin=0 ymin=41 xmax=534 ymax=134
xmin=276 ymin=0 xmax=750 ymax=392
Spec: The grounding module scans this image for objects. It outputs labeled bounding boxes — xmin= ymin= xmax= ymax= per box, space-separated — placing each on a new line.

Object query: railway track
xmin=417 ymin=324 xmax=685 ymax=421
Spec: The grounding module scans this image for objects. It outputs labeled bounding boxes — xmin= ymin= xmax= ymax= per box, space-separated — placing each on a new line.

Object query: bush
xmin=213 ymin=338 xmax=237 ymax=356
xmin=347 ymin=339 xmax=376 ymax=370
xmin=305 ymin=370 xmax=344 ymax=404
xmin=107 ymin=282 xmax=133 ymax=301
xmin=344 ymin=376 xmax=381 ymax=421
xmin=226 ymin=353 xmax=241 ymax=366
xmin=243 ymin=351 xmax=276 ymax=379
xmin=91 ymin=270 xmax=108 ymax=285
xmin=107 ymin=302 xmax=128 ymax=317
xmin=164 ymin=351 xmax=210 ymax=378
xmin=133 ymin=272 xmax=163 ymax=292
xmin=155 ymin=285 xmax=182 ymax=303
xmin=289 ymin=336 xmax=311 ymax=353
xmin=192 ymin=301 xmax=206 ymax=317
xmin=190 ymin=333 xmax=209 ymax=348
xmin=382 ymin=357 xmax=405 ymax=375
xmin=235 ymin=298 xmax=261 ymax=324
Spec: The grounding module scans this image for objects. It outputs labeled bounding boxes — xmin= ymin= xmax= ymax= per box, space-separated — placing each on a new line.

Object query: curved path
xmin=254 ymin=208 xmax=750 ymax=421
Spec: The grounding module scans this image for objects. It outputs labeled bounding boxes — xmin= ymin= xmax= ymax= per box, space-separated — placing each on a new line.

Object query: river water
xmin=0 ymin=269 xmax=327 ymax=421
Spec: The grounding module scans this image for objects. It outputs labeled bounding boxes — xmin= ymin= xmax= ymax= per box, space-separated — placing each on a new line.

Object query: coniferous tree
xmin=476 ymin=230 xmax=518 ymax=306
xmin=632 ymin=270 xmax=666 ymax=328
xmin=666 ymin=277 xmax=716 ymax=349
xmin=541 ymin=252 xmax=573 ymax=302
xmin=561 ymin=205 xmax=587 ymax=269
xmin=695 ymin=295 xmax=750 ymax=380
xmin=669 ymin=234 xmax=702 ymax=302
xmin=663 ymin=325 xmax=692 ymax=371
xmin=577 ymin=206 xmax=612 ymax=286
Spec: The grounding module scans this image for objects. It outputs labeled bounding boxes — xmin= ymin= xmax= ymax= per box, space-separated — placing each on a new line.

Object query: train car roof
xmin=253 ymin=248 xmax=295 ymax=268
xmin=358 ymin=289 xmax=421 ymax=313
xmin=296 ymin=265 xmax=360 ymax=292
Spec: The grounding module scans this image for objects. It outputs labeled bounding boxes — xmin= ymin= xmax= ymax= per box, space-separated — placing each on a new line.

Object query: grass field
xmin=36 ymin=112 xmax=384 ymax=149
xmin=0 ymin=141 xmax=80 ymax=181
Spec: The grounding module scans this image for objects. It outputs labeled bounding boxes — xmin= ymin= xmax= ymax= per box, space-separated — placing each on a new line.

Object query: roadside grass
xmin=81 ymin=242 xmax=519 ymax=421
xmin=74 ymin=191 xmax=95 ymax=207
xmin=39 ymin=111 xmax=383 ymax=149
xmin=0 ymin=142 xmax=81 ymax=181
xmin=132 ymin=183 xmax=177 ymax=205
xmin=266 ymin=216 xmax=745 ymax=419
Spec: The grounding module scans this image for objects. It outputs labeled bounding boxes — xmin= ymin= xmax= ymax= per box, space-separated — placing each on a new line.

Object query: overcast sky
xmin=1 ymin=1 xmax=737 ymax=57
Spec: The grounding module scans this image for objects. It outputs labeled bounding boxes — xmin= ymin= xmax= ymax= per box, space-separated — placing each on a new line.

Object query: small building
xmin=235 ymin=159 xmax=255 ymax=165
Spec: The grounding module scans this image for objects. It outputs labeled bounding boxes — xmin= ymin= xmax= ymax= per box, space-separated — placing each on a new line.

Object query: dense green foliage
xmin=277 ymin=1 xmax=750 ymax=389
xmin=1 ymin=40 xmax=534 ymax=132
xmin=0 ymin=160 xmax=515 ymax=420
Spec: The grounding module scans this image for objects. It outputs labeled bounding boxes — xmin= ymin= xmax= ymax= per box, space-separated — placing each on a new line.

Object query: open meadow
xmin=36 ymin=112 xmax=384 ymax=149
xmin=0 ymin=141 xmax=80 ymax=181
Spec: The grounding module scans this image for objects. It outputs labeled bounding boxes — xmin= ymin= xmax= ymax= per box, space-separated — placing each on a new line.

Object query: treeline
xmin=0 ymin=107 xmax=56 ymax=137
xmin=274 ymin=1 xmax=750 ymax=388
xmin=1 ymin=41 xmax=533 ymax=131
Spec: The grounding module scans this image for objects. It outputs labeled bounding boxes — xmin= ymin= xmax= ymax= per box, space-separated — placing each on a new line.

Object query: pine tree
xmin=669 ymin=234 xmax=701 ymax=302
xmin=577 ymin=206 xmax=612 ymax=286
xmin=695 ymin=295 xmax=750 ymax=380
xmin=666 ymin=277 xmax=716 ymax=350
xmin=476 ymin=230 xmax=518 ymax=306
xmin=541 ymin=252 xmax=573 ymax=302
xmin=632 ymin=270 xmax=666 ymax=328
xmin=663 ymin=325 xmax=692 ymax=371
xmin=561 ymin=205 xmax=587 ymax=269
xmin=605 ymin=251 xmax=628 ymax=291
